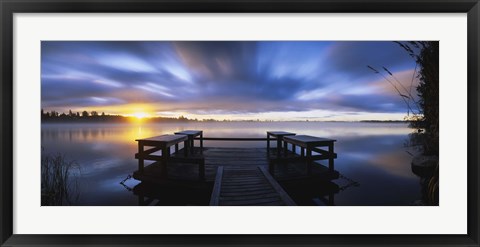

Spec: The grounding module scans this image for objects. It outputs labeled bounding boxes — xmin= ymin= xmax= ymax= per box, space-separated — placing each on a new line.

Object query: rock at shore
xmin=411 ymin=155 xmax=438 ymax=177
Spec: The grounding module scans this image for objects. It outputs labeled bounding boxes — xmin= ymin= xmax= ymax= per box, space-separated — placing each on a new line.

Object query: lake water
xmin=41 ymin=121 xmax=424 ymax=206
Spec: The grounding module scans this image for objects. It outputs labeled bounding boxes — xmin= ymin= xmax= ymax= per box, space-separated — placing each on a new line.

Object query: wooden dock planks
xmin=209 ymin=166 xmax=296 ymax=206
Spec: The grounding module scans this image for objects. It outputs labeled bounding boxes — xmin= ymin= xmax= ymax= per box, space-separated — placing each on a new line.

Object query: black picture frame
xmin=1 ymin=0 xmax=479 ymax=246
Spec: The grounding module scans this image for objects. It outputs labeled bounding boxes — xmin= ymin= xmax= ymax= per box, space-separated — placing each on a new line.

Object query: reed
xmin=368 ymin=41 xmax=439 ymax=156
xmin=41 ymin=150 xmax=81 ymax=206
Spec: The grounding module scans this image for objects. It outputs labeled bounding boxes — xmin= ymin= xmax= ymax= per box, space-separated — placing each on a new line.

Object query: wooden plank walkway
xmin=209 ymin=166 xmax=296 ymax=206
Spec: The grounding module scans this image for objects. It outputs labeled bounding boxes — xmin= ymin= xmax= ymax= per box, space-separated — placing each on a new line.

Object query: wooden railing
xmin=195 ymin=137 xmax=276 ymax=141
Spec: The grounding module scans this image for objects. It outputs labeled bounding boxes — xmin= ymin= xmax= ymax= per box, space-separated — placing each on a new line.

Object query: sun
xmin=133 ymin=112 xmax=148 ymax=119
xmin=107 ymin=103 xmax=155 ymax=120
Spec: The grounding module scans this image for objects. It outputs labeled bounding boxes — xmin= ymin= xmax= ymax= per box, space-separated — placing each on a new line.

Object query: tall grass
xmin=368 ymin=41 xmax=439 ymax=156
xmin=41 ymin=151 xmax=81 ymax=206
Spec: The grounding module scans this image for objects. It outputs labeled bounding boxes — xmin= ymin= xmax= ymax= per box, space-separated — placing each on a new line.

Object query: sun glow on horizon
xmin=80 ymin=103 xmax=156 ymax=120
xmin=132 ymin=112 xmax=149 ymax=119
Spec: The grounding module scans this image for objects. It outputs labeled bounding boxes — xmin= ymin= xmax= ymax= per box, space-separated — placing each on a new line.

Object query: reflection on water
xmin=41 ymin=121 xmax=422 ymax=206
xmin=134 ymin=182 xmax=213 ymax=206
xmin=279 ymin=179 xmax=340 ymax=206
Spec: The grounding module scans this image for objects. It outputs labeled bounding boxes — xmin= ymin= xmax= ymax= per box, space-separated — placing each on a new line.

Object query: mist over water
xmin=41 ymin=121 xmax=421 ymax=206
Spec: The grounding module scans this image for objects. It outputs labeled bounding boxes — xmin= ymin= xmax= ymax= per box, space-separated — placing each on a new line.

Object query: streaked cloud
xmin=41 ymin=41 xmax=420 ymax=120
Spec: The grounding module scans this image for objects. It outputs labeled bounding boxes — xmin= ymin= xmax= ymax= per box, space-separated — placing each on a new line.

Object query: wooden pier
xmin=133 ymin=132 xmax=339 ymax=206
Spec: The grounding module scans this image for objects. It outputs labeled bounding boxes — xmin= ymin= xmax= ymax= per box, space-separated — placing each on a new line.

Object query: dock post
xmin=138 ymin=142 xmax=144 ymax=174
xmin=200 ymin=132 xmax=203 ymax=154
xmin=328 ymin=142 xmax=334 ymax=172
xmin=276 ymin=138 xmax=281 ymax=157
xmin=283 ymin=141 xmax=288 ymax=157
xmin=190 ymin=136 xmax=194 ymax=155
xmin=306 ymin=148 xmax=312 ymax=175
xmin=184 ymin=140 xmax=189 ymax=156
xmin=161 ymin=146 xmax=169 ymax=178
xmin=267 ymin=134 xmax=270 ymax=154
xmin=328 ymin=193 xmax=335 ymax=206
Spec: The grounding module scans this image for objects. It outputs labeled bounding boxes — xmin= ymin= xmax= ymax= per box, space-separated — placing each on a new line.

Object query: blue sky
xmin=41 ymin=41 xmax=419 ymax=121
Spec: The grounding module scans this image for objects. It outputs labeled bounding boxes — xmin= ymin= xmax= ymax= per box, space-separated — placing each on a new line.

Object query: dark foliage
xmin=398 ymin=42 xmax=439 ymax=155
xmin=414 ymin=42 xmax=439 ymax=155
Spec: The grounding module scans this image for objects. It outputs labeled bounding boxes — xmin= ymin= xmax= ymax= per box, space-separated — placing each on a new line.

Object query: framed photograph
xmin=1 ymin=0 xmax=479 ymax=246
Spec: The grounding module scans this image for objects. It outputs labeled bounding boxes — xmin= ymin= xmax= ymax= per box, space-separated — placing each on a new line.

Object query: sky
xmin=41 ymin=41 xmax=420 ymax=121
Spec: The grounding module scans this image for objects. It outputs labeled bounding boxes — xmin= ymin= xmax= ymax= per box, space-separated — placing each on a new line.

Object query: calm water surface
xmin=41 ymin=121 xmax=422 ymax=206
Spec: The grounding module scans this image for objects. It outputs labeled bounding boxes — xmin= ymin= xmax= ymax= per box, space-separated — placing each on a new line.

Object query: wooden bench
xmin=135 ymin=134 xmax=205 ymax=180
xmin=282 ymin=135 xmax=336 ymax=174
xmin=266 ymin=131 xmax=296 ymax=157
xmin=174 ymin=130 xmax=203 ymax=154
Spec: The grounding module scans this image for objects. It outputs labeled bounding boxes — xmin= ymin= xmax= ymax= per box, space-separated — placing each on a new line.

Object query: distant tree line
xmin=360 ymin=120 xmax=409 ymax=123
xmin=41 ymin=109 xmax=197 ymax=123
xmin=42 ymin=109 xmax=123 ymax=122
